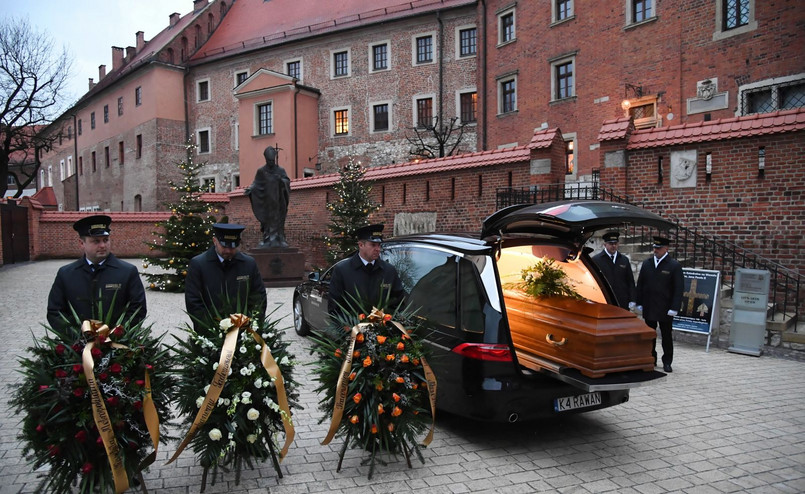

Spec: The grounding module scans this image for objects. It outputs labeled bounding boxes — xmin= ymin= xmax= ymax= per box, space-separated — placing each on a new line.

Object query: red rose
xmin=47 ymin=444 xmax=60 ymax=457
xmin=96 ymin=436 xmax=104 ymax=445
xmin=73 ymin=387 xmax=84 ymax=397
xmin=55 ymin=344 xmax=66 ymax=355
xmin=72 ymin=344 xmax=82 ymax=353
xmin=81 ymin=462 xmax=93 ymax=474
xmin=112 ymin=326 xmax=124 ymax=338
xmin=105 ymin=396 xmax=119 ymax=407
xmin=54 ymin=369 xmax=67 ymax=378
xmin=109 ymin=363 xmax=122 ymax=374
xmin=72 ymin=364 xmax=83 ymax=374
xmin=135 ymin=380 xmax=145 ymax=387
xmin=98 ymin=372 xmax=108 ymax=381
xmin=91 ymin=347 xmax=102 ymax=359
xmin=145 ymin=364 xmax=153 ymax=370
xmin=133 ymin=400 xmax=143 ymax=410
xmin=75 ymin=430 xmax=87 ymax=442
xmin=38 ymin=385 xmax=49 ymax=392
xmin=35 ymin=424 xmax=45 ymax=433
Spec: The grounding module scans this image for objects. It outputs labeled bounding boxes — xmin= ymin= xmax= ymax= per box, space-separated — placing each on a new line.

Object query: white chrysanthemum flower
xmin=196 ymin=396 xmax=204 ymax=408
xmin=227 ymin=367 xmax=232 ymax=376
xmin=242 ymin=391 xmax=251 ymax=400
xmin=247 ymin=408 xmax=260 ymax=420
xmin=280 ymin=356 xmax=290 ymax=365
xmin=247 ymin=434 xmax=258 ymax=443
xmin=240 ymin=367 xmax=249 ymax=376
xmin=212 ymin=362 xmax=219 ymax=370
xmin=208 ymin=428 xmax=222 ymax=441
xmin=254 ymin=378 xmax=263 ymax=388
xmin=255 ymin=344 xmax=262 ymax=351
xmin=220 ymin=318 xmax=233 ymax=331
xmin=204 ymin=385 xmax=211 ymax=393
xmin=223 ymin=398 xmax=231 ymax=406
xmin=239 ymin=346 xmax=247 ymax=354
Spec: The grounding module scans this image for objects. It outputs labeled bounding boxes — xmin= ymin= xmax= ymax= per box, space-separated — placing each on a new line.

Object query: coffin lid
xmin=481 ymin=200 xmax=674 ymax=249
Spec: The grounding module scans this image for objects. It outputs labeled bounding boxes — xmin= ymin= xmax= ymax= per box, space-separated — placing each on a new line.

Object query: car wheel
xmin=293 ymin=296 xmax=311 ymax=336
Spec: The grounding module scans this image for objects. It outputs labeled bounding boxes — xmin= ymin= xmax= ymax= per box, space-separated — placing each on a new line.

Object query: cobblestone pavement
xmin=1 ymin=260 xmax=803 ymax=493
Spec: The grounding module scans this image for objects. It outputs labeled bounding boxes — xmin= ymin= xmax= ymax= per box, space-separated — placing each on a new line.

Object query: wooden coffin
xmin=503 ymin=289 xmax=656 ymax=378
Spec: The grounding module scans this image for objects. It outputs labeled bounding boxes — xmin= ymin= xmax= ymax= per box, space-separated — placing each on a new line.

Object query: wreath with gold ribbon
xmin=168 ymin=307 xmax=298 ymax=489
xmin=311 ymin=305 xmax=437 ymax=479
xmin=10 ymin=316 xmax=176 ymax=494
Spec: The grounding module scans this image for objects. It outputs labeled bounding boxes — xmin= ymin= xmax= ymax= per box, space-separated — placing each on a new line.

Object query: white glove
xmin=667 ymin=310 xmax=678 ymax=317
xmin=628 ymin=302 xmax=636 ymax=310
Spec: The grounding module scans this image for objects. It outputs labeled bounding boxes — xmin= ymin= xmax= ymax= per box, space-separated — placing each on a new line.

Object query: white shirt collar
xmin=654 ymin=252 xmax=668 ymax=267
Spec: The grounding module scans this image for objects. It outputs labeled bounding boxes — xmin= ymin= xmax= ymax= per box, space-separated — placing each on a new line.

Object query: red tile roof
xmin=627 ymin=108 xmax=805 ymax=149
xmin=193 ymin=0 xmax=476 ymax=62
xmin=598 ymin=117 xmax=632 ymax=142
xmin=31 ymin=187 xmax=58 ymax=207
xmin=39 ymin=211 xmax=172 ymax=223
xmin=528 ymin=128 xmax=560 ymax=149
xmin=293 ymin=146 xmax=531 ymax=190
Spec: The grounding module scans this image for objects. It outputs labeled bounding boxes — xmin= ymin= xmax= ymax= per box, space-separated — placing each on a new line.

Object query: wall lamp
xmin=621 ymin=83 xmax=644 ymax=112
xmin=308 ymin=154 xmax=321 ymax=171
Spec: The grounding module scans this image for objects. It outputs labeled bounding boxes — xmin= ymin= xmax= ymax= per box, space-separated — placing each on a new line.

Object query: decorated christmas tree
xmin=323 ymin=158 xmax=380 ymax=265
xmin=142 ymin=143 xmax=218 ymax=292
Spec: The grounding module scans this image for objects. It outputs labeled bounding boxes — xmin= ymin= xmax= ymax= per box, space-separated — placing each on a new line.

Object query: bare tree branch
xmin=406 ymin=116 xmax=468 ymax=161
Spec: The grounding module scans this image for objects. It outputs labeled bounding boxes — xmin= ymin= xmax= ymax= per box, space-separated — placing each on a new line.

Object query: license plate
xmin=554 ymin=392 xmax=602 ymax=412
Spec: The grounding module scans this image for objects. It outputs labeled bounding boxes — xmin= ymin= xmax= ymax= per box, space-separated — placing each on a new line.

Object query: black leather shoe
xmin=663 ymin=364 xmax=673 ymax=373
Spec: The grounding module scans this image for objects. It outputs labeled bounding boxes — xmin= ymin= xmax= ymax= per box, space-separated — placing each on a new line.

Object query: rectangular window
xmin=740 ymin=79 xmax=805 ymax=115
xmin=91 ymin=112 xmax=96 ymax=129
xmin=633 ymin=0 xmax=653 ymax=23
xmin=373 ymin=104 xmax=389 ymax=132
xmin=202 ymin=177 xmax=216 ymax=192
xmin=556 ymin=0 xmax=573 ymax=21
xmin=372 ymin=44 xmax=388 ymax=71
xmin=500 ymin=78 xmax=516 ymax=113
xmin=78 ymin=119 xmax=82 ymax=136
xmin=556 ymin=60 xmax=574 ymax=99
xmin=286 ymin=61 xmax=300 ymax=80
xmin=103 ymin=105 xmax=109 ymax=123
xmin=197 ymin=130 xmax=210 ymax=153
xmin=724 ymin=0 xmax=749 ymax=30
xmin=197 ymin=79 xmax=210 ymax=102
xmin=135 ymin=86 xmax=142 ymax=106
xmin=91 ymin=151 xmax=96 ymax=172
xmin=416 ymin=98 xmax=433 ymax=128
xmin=104 ymin=146 xmax=110 ymax=167
xmin=333 ymin=51 xmax=349 ymax=77
xmin=136 ymin=134 xmax=142 ymax=159
xmin=416 ymin=36 xmax=433 ymax=64
xmin=117 ymin=97 xmax=123 ymax=116
xmin=258 ymin=102 xmax=273 ymax=135
xmin=334 ymin=109 xmax=349 ymax=135
xmin=460 ymin=91 xmax=477 ymax=123
xmin=235 ymin=70 xmax=248 ymax=86
xmin=566 ymin=139 xmax=575 ymax=175
xmin=499 ymin=11 xmax=515 ymax=44
xmin=118 ymin=141 xmax=124 ymax=165
xmin=78 ymin=156 xmax=83 ymax=176
xmin=459 ymin=28 xmax=477 ymax=57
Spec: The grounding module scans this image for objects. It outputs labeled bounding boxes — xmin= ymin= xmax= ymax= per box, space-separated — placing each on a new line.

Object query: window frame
xmin=200 ymin=176 xmax=217 ymax=193
xmin=497 ymin=74 xmax=517 ymax=115
xmin=369 ymin=41 xmax=391 ymax=73
xmin=196 ymin=78 xmax=211 ymax=102
xmin=713 ymin=0 xmax=756 ymax=41
xmin=284 ymin=58 xmax=303 ymax=81
xmin=456 ymin=25 xmax=477 ymax=59
xmin=370 ymin=101 xmax=393 ymax=133
xmin=135 ymin=86 xmax=142 ymax=106
xmin=90 ymin=112 xmax=96 ymax=130
xmin=234 ymin=70 xmax=249 ymax=88
xmin=118 ymin=141 xmax=125 ymax=165
xmin=117 ymin=96 xmax=123 ymax=116
xmin=331 ymin=49 xmax=351 ymax=79
xmin=550 ymin=54 xmax=577 ymax=101
xmin=255 ymin=100 xmax=274 ymax=136
xmin=457 ymin=89 xmax=478 ymax=125
xmin=332 ymin=106 xmax=351 ymax=137
xmin=412 ymin=32 xmax=436 ymax=66
xmin=552 ymin=0 xmax=574 ymax=24
xmin=497 ymin=7 xmax=516 ymax=46
xmin=737 ymin=74 xmax=805 ymax=116
xmin=103 ymin=105 xmax=109 ymax=123
xmin=413 ymin=94 xmax=436 ymax=129
xmin=136 ymin=134 xmax=143 ymax=159
xmin=196 ymin=128 xmax=212 ymax=154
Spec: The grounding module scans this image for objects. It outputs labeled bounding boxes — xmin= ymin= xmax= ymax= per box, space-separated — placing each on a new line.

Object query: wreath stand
xmin=198 ymin=432 xmax=283 ymax=493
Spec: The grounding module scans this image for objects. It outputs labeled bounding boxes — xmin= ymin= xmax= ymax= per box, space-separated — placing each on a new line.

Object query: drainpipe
xmin=480 ymin=0 xmax=488 ymax=151
xmin=183 ymin=68 xmax=191 ymax=160
xmin=437 ymin=11 xmax=444 ymax=132
xmin=73 ymin=113 xmax=79 ymax=210
xmin=293 ymin=85 xmax=300 ymax=179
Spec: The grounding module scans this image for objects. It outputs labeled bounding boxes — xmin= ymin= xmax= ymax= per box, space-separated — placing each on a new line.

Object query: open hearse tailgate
xmin=517 ymin=352 xmax=667 ymax=392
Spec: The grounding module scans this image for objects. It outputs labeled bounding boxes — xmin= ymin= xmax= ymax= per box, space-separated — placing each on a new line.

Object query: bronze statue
xmin=245 ymin=146 xmax=291 ymax=248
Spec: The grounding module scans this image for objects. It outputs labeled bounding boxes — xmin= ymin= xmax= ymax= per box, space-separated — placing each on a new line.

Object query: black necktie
xmin=222 ymin=259 xmax=232 ymax=269
xmin=365 ymin=262 xmax=373 ymax=273
xmin=610 ymin=254 xmax=616 ymax=263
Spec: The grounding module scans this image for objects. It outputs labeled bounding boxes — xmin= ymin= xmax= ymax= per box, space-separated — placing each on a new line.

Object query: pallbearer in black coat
xmin=185 ymin=223 xmax=267 ymax=328
xmin=592 ymin=231 xmax=636 ymax=311
xmin=328 ymin=224 xmax=406 ymax=315
xmin=47 ymin=215 xmax=146 ymax=330
xmin=636 ymin=235 xmax=684 ymax=373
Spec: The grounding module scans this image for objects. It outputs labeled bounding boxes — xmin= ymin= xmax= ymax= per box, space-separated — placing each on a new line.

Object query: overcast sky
xmin=2 ymin=0 xmax=190 ymax=104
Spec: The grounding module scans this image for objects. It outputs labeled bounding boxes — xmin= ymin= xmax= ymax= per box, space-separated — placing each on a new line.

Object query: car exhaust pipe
xmin=507 ymin=412 xmax=519 ymax=423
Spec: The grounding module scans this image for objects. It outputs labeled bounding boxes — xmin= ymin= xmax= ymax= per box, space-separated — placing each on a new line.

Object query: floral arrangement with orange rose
xmin=9 ymin=312 xmax=176 ymax=494
xmin=310 ymin=297 xmax=436 ymax=479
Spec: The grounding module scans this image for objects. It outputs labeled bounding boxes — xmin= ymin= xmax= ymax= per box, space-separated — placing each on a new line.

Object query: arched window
xmin=134 ymin=194 xmax=142 ymax=212
xmin=167 ymin=47 xmax=174 ymax=64
xmin=181 ymin=37 xmax=188 ymax=61
xmin=208 ymin=13 xmax=214 ymax=33
xmin=195 ymin=25 xmax=202 ymax=48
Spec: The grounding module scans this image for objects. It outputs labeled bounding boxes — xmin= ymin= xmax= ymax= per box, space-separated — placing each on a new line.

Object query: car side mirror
xmin=308 ymin=272 xmax=320 ymax=282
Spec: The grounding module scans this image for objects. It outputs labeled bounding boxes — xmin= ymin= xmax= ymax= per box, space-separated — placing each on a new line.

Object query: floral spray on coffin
xmin=9 ymin=308 xmax=176 ymax=494
xmin=311 ymin=296 xmax=437 ymax=480
xmin=168 ymin=304 xmax=299 ymax=492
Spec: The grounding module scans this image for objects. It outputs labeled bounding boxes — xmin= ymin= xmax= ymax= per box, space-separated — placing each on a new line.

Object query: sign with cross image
xmin=673 ymin=268 xmax=721 ymax=352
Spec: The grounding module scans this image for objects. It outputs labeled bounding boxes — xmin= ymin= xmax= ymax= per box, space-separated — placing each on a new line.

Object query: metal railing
xmin=496 ymin=183 xmax=802 ymax=324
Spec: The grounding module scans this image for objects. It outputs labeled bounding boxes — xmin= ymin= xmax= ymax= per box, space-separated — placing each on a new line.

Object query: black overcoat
xmin=635 ymin=255 xmax=684 ymax=321
xmin=47 ymin=254 xmax=146 ymax=330
xmin=592 ymin=250 xmax=636 ymax=310
xmin=185 ymin=247 xmax=267 ymax=325
xmin=328 ymin=253 xmax=406 ymax=314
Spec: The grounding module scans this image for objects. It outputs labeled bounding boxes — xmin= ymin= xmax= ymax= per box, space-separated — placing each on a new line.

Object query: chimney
xmin=193 ymin=0 xmax=208 ymax=11
xmin=136 ymin=31 xmax=145 ymax=51
xmin=112 ymin=46 xmax=124 ymax=70
xmin=99 ymin=65 xmax=106 ymax=80
xmin=88 ymin=78 xmax=95 ymax=91
xmin=126 ymin=46 xmax=136 ymax=61
xmin=169 ymin=13 xmax=180 ymax=26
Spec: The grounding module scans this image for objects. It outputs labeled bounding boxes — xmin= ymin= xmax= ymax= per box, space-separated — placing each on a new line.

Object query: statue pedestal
xmin=250 ymin=247 xmax=306 ymax=287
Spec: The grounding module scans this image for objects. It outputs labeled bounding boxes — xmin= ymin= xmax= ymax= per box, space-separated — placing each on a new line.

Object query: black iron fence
xmin=496 ymin=183 xmax=802 ymax=323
